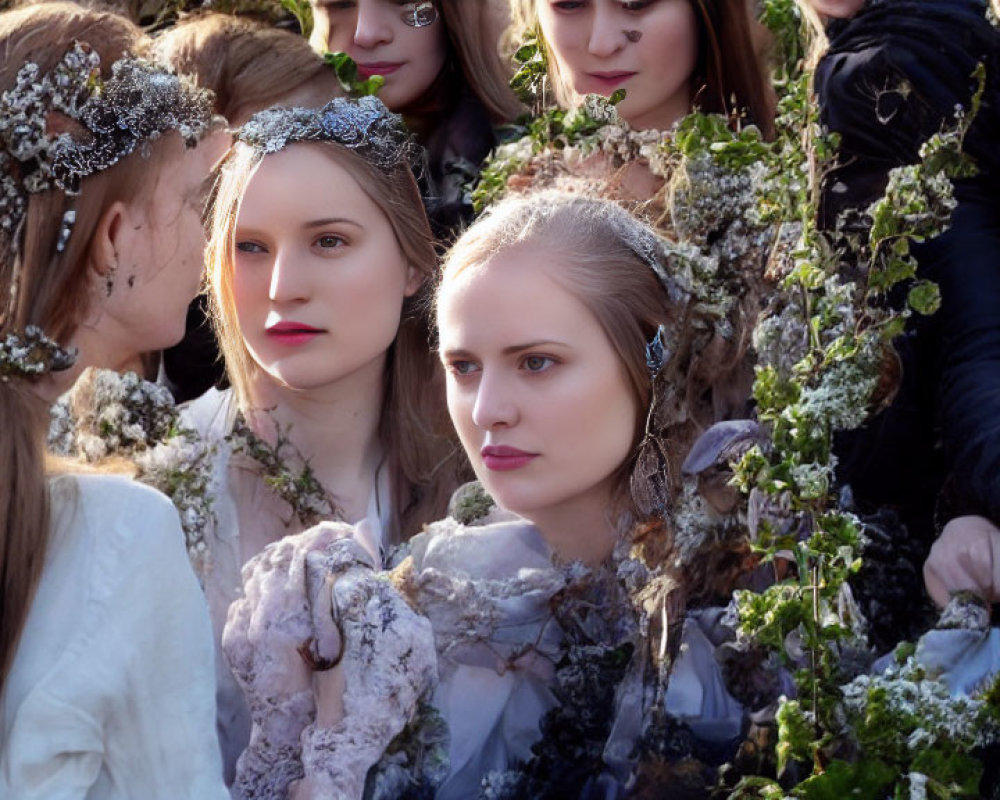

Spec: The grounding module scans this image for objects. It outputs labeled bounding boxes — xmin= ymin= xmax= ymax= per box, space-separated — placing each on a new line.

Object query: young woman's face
xmin=107 ymin=130 xmax=229 ymax=355
xmin=309 ymin=0 xmax=448 ymax=110
xmin=537 ymin=0 xmax=699 ymax=131
xmin=232 ymin=144 xmax=420 ymax=393
xmin=438 ymin=246 xmax=638 ymax=529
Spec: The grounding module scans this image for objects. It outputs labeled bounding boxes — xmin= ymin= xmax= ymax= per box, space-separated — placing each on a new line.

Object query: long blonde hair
xmin=0 ymin=2 xmax=183 ymax=689
xmin=206 ymin=139 xmax=462 ymax=539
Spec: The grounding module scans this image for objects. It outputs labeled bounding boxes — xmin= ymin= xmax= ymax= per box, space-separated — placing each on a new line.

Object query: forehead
xmin=235 ymin=144 xmax=381 ymax=226
xmin=437 ymin=247 xmax=602 ymax=348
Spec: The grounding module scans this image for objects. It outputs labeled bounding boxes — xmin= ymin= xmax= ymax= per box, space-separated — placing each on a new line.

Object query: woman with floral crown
xmin=224 ymin=191 xmax=770 ymax=799
xmin=184 ymin=94 xmax=466 ymax=783
xmin=0 ymin=3 xmax=229 ymax=797
xmin=307 ymin=0 xmax=523 ymax=236
xmin=508 ymin=0 xmax=775 ymax=136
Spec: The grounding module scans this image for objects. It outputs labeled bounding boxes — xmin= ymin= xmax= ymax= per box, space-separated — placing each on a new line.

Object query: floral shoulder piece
xmin=48 ymin=368 xmax=216 ymax=573
xmin=226 ymin=413 xmax=341 ymax=529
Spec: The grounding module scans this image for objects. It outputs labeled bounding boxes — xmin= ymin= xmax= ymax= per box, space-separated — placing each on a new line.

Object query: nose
xmin=354 ymin=2 xmax=393 ymax=49
xmin=588 ymin=4 xmax=626 ymax=58
xmin=267 ymin=247 xmax=308 ymax=305
xmin=471 ymin=368 xmax=518 ymax=430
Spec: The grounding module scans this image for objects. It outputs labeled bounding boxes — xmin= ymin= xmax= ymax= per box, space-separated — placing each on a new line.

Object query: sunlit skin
xmin=71 ymin=130 xmax=229 ymax=380
xmin=308 ymin=0 xmax=447 ymax=110
xmin=232 ymin=144 xmax=419 ymax=397
xmin=438 ymin=246 xmax=639 ymax=565
xmin=807 ymin=0 xmax=865 ymax=19
xmin=537 ymin=0 xmax=698 ymax=131
xmin=230 ymin=142 xmax=420 ymax=532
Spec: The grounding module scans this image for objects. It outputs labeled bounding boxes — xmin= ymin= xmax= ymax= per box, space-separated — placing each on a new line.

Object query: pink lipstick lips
xmin=265 ymin=320 xmax=324 ymax=346
xmin=585 ymin=71 xmax=636 ymax=91
xmin=355 ymin=62 xmax=403 ymax=79
xmin=481 ymin=445 xmax=538 ymax=472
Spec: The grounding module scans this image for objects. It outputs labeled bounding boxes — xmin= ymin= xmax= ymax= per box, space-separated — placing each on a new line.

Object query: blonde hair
xmin=440 ymin=0 xmax=523 ymax=122
xmin=440 ymin=190 xmax=755 ymax=519
xmin=0 ymin=2 xmax=184 ymax=689
xmin=153 ymin=13 xmax=342 ymax=125
xmin=206 ymin=140 xmax=461 ymax=539
xmin=508 ymin=0 xmax=776 ymax=138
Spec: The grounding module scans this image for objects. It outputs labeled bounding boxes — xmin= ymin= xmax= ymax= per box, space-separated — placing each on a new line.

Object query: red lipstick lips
xmin=265 ymin=320 xmax=324 ymax=347
xmin=481 ymin=445 xmax=538 ymax=472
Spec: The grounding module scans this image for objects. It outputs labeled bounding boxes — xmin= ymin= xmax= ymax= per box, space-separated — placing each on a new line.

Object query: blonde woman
xmin=185 ymin=96 xmax=465 ymax=781
xmin=0 ymin=4 xmax=227 ymax=797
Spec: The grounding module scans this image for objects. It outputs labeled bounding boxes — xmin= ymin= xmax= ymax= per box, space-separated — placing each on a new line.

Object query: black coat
xmin=817 ymin=0 xmax=1000 ymax=538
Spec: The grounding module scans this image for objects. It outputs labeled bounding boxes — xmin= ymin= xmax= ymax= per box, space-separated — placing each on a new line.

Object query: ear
xmin=403 ymin=262 xmax=424 ymax=298
xmin=88 ymin=200 xmax=128 ymax=285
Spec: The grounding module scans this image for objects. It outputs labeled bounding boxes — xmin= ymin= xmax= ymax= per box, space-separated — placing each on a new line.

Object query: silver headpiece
xmin=0 ymin=42 xmax=215 ymax=251
xmin=0 ymin=325 xmax=77 ymax=381
xmin=237 ymin=96 xmax=420 ymax=174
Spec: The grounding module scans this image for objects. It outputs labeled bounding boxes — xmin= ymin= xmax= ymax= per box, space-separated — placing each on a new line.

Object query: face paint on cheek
xmin=401 ymin=1 xmax=438 ymax=27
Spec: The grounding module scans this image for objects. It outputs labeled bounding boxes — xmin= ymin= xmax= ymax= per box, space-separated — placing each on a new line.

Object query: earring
xmin=630 ymin=325 xmax=673 ymax=519
xmin=105 ymin=251 xmax=119 ymax=297
xmin=624 ymin=29 xmax=643 ymax=43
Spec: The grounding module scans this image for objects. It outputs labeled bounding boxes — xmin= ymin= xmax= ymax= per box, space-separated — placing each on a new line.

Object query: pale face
xmin=438 ymin=247 xmax=639 ymax=544
xmin=108 ymin=130 xmax=229 ymax=356
xmin=309 ymin=0 xmax=448 ymax=110
xmin=232 ymin=144 xmax=419 ymax=394
xmin=537 ymin=0 xmax=699 ymax=131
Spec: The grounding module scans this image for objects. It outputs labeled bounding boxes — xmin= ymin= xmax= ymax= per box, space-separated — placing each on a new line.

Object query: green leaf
xmin=795 ymin=759 xmax=896 ymax=800
xmin=907 ymin=280 xmax=942 ymax=316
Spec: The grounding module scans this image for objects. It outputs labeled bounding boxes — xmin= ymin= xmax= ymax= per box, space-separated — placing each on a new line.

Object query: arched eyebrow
xmin=440 ymin=340 xmax=572 ymax=359
xmin=303 ymin=217 xmax=362 ymax=229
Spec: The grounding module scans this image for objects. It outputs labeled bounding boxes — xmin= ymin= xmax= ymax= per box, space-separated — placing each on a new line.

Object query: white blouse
xmin=0 ymin=474 xmax=227 ymax=800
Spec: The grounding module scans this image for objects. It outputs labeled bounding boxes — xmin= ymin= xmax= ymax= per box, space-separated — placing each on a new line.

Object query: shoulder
xmin=57 ymin=473 xmax=189 ymax=572
xmin=179 ymin=386 xmax=239 ymax=438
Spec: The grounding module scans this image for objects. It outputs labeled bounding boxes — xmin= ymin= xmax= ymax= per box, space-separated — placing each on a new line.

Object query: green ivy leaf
xmin=907 ymin=280 xmax=942 ymax=316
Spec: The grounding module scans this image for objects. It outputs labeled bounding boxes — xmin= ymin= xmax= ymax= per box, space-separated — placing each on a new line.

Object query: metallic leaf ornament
xmin=237 ymin=95 xmax=420 ymax=175
xmin=401 ymin=1 xmax=439 ymax=28
xmin=0 ymin=325 xmax=76 ymax=380
xmin=0 ymin=42 xmax=215 ymax=250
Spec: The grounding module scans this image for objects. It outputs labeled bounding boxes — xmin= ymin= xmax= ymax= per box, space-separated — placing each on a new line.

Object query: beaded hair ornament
xmin=0 ymin=41 xmax=215 ymax=379
xmin=236 ymin=95 xmax=421 ymax=175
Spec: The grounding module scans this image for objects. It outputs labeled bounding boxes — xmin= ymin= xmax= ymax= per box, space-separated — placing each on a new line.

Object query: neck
xmin=625 ymin=83 xmax=692 ymax=133
xmin=526 ymin=484 xmax=620 ymax=567
xmin=244 ymin=355 xmax=387 ymax=523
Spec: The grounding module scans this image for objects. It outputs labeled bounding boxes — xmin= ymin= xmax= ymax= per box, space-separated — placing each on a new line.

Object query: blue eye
xmin=552 ymin=1 xmax=585 ymax=10
xmin=236 ymin=240 xmax=266 ymax=254
xmin=447 ymin=359 xmax=480 ymax=376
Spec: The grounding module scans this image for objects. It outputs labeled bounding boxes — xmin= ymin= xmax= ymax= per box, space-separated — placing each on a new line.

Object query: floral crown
xmin=0 ymin=41 xmax=215 ymax=256
xmin=236 ymin=95 xmax=421 ymax=174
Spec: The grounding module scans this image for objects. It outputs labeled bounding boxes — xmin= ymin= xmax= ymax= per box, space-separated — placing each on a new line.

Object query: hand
xmin=923 ymin=515 xmax=1000 ymax=608
xmin=224 ymin=522 xmax=361 ymax=799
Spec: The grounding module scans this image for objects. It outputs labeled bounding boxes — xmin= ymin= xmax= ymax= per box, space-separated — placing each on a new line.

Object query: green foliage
xmin=280 ymin=0 xmax=312 ymax=38
xmin=322 ymin=51 xmax=385 ymax=97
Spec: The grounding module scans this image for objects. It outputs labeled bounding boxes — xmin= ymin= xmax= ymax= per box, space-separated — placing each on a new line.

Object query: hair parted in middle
xmin=206 ymin=109 xmax=462 ymax=540
xmin=438 ymin=189 xmax=757 ymax=523
xmin=506 ymin=0 xmax=776 ymax=139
